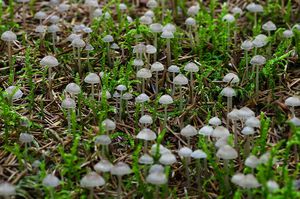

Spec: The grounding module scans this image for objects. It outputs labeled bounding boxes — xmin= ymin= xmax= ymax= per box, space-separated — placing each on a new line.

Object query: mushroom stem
xmin=8 ymin=41 xmax=14 ymax=83
xmin=184 ymin=157 xmax=190 ymax=188
xmin=119 ymin=91 xmax=123 ymax=121
xmin=196 ymin=159 xmax=202 ymax=194
xmin=117 ymin=175 xmax=122 ymax=199
xmin=52 ymin=33 xmax=56 ymax=54
xmin=223 ymin=159 xmax=230 ymax=192
xmin=155 ymin=71 xmax=159 ymax=94
xmin=50 ymin=188 xmax=55 ymax=199
xmin=89 ymin=188 xmax=94 ymax=199
xmin=254 ymin=12 xmax=257 ymax=28
xmin=67 ymin=109 xmax=71 ymax=132
xmin=48 ymin=67 xmax=53 ymax=100
xmin=77 ymin=48 xmax=82 ymax=78
xmin=155 ymin=186 xmax=159 ymax=199
xmin=233 ymin=120 xmax=238 ymax=149
xmin=243 ymin=50 xmax=249 ymax=81
xmin=267 ymin=31 xmax=271 ymax=58
xmin=171 ymin=73 xmax=175 ymax=96
xmin=179 ymin=85 xmax=183 ymax=111
xmin=166 ymin=39 xmax=171 ymax=67
xmin=290 ymin=106 xmax=295 ymax=118
xmin=226 ymin=96 xmax=232 ymax=127
xmin=163 ymin=105 xmax=167 ymax=129
xmin=255 ymin=64 xmax=259 ymax=97
xmin=141 ymin=102 xmax=144 ymax=116
xmin=154 ymin=33 xmax=158 ymax=61
xmin=245 ymin=135 xmax=250 ymax=157
xmin=142 ymin=79 xmax=145 ymax=93
xmin=107 ymin=43 xmax=112 ymax=67
xmin=91 ymin=83 xmax=95 ymax=98
xmin=190 ymin=72 xmax=194 ymax=104
xmin=227 ymin=22 xmax=230 ymax=51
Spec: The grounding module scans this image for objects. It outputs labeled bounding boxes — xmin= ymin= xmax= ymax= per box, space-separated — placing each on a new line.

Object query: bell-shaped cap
xmin=147 ymin=0 xmax=158 ymax=9
xmin=149 ymin=164 xmax=164 ymax=173
xmin=161 ymin=30 xmax=174 ymax=39
xmin=139 ymin=115 xmax=153 ymax=125
xmin=185 ymin=17 xmax=196 ymax=26
xmin=191 ymin=149 xmax=207 ymax=159
xmin=49 ymin=15 xmax=60 ymax=24
xmin=184 ymin=62 xmax=199 ymax=73
xmin=48 ymin=24 xmax=60 ymax=33
xmin=94 ymin=159 xmax=113 ymax=173
xmin=80 ymin=172 xmax=105 ymax=188
xmin=137 ymin=68 xmax=152 ymax=79
xmin=252 ymin=34 xmax=268 ymax=48
xmin=42 ymin=174 xmax=60 ymax=187
xmin=283 ymin=30 xmax=294 ymax=38
xmin=241 ymin=40 xmax=253 ymax=51
xmin=94 ymin=135 xmax=111 ymax=145
xmin=135 ymin=93 xmax=150 ymax=103
xmin=65 ymin=83 xmax=81 ymax=95
xmin=223 ymin=73 xmax=240 ymax=84
xmin=102 ymin=119 xmax=116 ymax=131
xmin=245 ymin=117 xmax=260 ymax=128
xmin=227 ymin=108 xmax=240 ymax=121
xmin=146 ymin=171 xmax=167 ymax=185
xmin=140 ymin=15 xmax=152 ymax=25
xmin=19 ymin=133 xmax=34 ymax=144
xmin=116 ymin=84 xmax=127 ymax=92
xmin=84 ymin=73 xmax=100 ymax=84
xmin=285 ymin=96 xmax=300 ymax=107
xmin=238 ymin=107 xmax=255 ymax=120
xmin=0 ymin=182 xmax=16 ymax=197
xmin=168 ymin=65 xmax=180 ymax=73
xmin=241 ymin=126 xmax=255 ymax=135
xmin=222 ymin=14 xmax=235 ymax=23
xmin=180 ymin=124 xmax=197 ymax=137
xmin=173 ymin=74 xmax=188 ymax=85
xmin=146 ymin=45 xmax=157 ymax=54
xmin=35 ymin=25 xmax=47 ymax=33
xmin=102 ymin=35 xmax=114 ymax=43
xmin=5 ymin=86 xmax=23 ymax=100
xmin=245 ymin=155 xmax=260 ymax=169
xmin=150 ymin=23 xmax=163 ymax=33
xmin=1 ymin=31 xmax=17 ymax=42
xmin=220 ymin=87 xmax=236 ymax=97
xmin=110 ymin=162 xmax=132 ymax=176
xmin=159 ymin=94 xmax=173 ymax=105
xmin=216 ymin=145 xmax=238 ymax=160
xmin=231 ymin=7 xmax=243 ymax=15
xmin=162 ymin=23 xmax=176 ymax=33
xmin=34 ymin=11 xmax=47 ymax=20
xmin=262 ymin=21 xmax=277 ymax=31
xmin=246 ymin=3 xmax=263 ymax=13
xmin=159 ymin=152 xmax=177 ymax=165
xmin=198 ymin=125 xmax=213 ymax=136
xmin=71 ymin=38 xmax=85 ymax=48
xmin=40 ymin=56 xmax=59 ymax=67
xmin=151 ymin=62 xmax=164 ymax=72
xmin=250 ymin=55 xmax=266 ymax=65
xmin=139 ymin=154 xmax=154 ymax=165
xmin=178 ymin=147 xmax=192 ymax=157
xmin=137 ymin=128 xmax=157 ymax=141
xmin=187 ymin=5 xmax=200 ymax=16
xmin=209 ymin=116 xmax=222 ymax=126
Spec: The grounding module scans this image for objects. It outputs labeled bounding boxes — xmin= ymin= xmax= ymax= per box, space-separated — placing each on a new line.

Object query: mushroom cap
xmin=231 ymin=6 xmax=243 ymax=15
xmin=42 ymin=174 xmax=60 ymax=187
xmin=159 ymin=94 xmax=173 ymax=105
xmin=49 ymin=15 xmax=60 ymax=24
xmin=246 ymin=3 xmax=263 ymax=13
xmin=162 ymin=23 xmax=176 ymax=33
xmin=198 ymin=125 xmax=213 ymax=136
xmin=102 ymin=35 xmax=114 ymax=43
xmin=137 ymin=128 xmax=157 ymax=141
xmin=159 ymin=152 xmax=177 ymax=165
xmin=139 ymin=154 xmax=154 ymax=165
xmin=48 ymin=24 xmax=60 ymax=33
xmin=227 ymin=108 xmax=240 ymax=121
xmin=241 ymin=126 xmax=255 ymax=135
xmin=185 ymin=17 xmax=196 ymax=26
xmin=191 ymin=149 xmax=207 ymax=159
xmin=34 ymin=11 xmax=47 ymax=20
xmin=99 ymin=90 xmax=111 ymax=99
xmin=222 ymin=14 xmax=235 ymax=23
xmin=84 ymin=73 xmax=100 ymax=84
xmin=140 ymin=15 xmax=153 ymax=25
xmin=259 ymin=151 xmax=271 ymax=164
xmin=61 ymin=98 xmax=76 ymax=109
xmin=245 ymin=155 xmax=260 ymax=168
xmin=83 ymin=27 xmax=92 ymax=34
xmin=267 ymin=180 xmax=279 ymax=192
xmin=215 ymin=136 xmax=229 ymax=148
xmin=5 ymin=86 xmax=23 ymax=100
xmin=250 ymin=55 xmax=266 ymax=65
xmin=253 ymin=34 xmax=268 ymax=48
xmin=93 ymin=8 xmax=103 ymax=18
xmin=151 ymin=62 xmax=164 ymax=72
xmin=238 ymin=107 xmax=255 ymax=120
xmin=209 ymin=116 xmax=222 ymax=126
xmin=231 ymin=173 xmax=245 ymax=186
xmin=65 ymin=83 xmax=81 ymax=94
xmin=216 ymin=145 xmax=238 ymax=160
xmin=161 ymin=30 xmax=174 ymax=39
xmin=289 ymin=117 xmax=300 ymax=127
xmin=223 ymin=73 xmax=240 ymax=84
xmin=184 ymin=62 xmax=199 ymax=73
xmin=0 ymin=182 xmax=16 ymax=196
xmin=102 ymin=119 xmax=116 ymax=131
xmin=94 ymin=159 xmax=113 ymax=173
xmin=116 ymin=84 xmax=127 ymax=92
xmin=58 ymin=3 xmax=70 ymax=12
xmin=133 ymin=43 xmax=146 ymax=54
xmin=85 ymin=0 xmax=99 ymax=7
xmin=35 ymin=25 xmax=47 ymax=33
xmin=110 ymin=162 xmax=132 ymax=176
xmin=173 ymin=74 xmax=188 ymax=85
xmin=146 ymin=171 xmax=167 ymax=185
xmin=1 ymin=31 xmax=17 ymax=42
xmin=145 ymin=10 xmax=154 ymax=18
xmin=150 ymin=144 xmax=170 ymax=155
xmin=147 ymin=0 xmax=158 ymax=9
xmin=187 ymin=5 xmax=200 ymax=16
xmin=40 ymin=55 xmax=59 ymax=67
xmin=220 ymin=87 xmax=236 ymax=97
xmin=146 ymin=45 xmax=157 ymax=54
xmin=85 ymin=43 xmax=94 ymax=51
xmin=241 ymin=40 xmax=253 ymax=51
xmin=122 ymin=92 xmax=133 ymax=100
xmin=178 ymin=147 xmax=193 ymax=157
xmin=262 ymin=21 xmax=277 ymax=31
xmin=243 ymin=174 xmax=260 ymax=188
xmin=139 ymin=115 xmax=153 ymax=125
xmin=149 ymin=23 xmax=163 ymax=33
xmin=285 ymin=96 xmax=300 ymax=107
xmin=19 ymin=133 xmax=34 ymax=144
xmin=135 ymin=93 xmax=150 ymax=103
xmin=133 ymin=59 xmax=144 ymax=67
xmin=283 ymin=29 xmax=294 ymax=38
xmin=245 ymin=117 xmax=260 ymax=128
xmin=71 ymin=38 xmax=85 ymax=48
xmin=67 ymin=33 xmax=81 ymax=42
xmin=80 ymin=172 xmax=105 ymax=188
xmin=137 ymin=68 xmax=152 ymax=79
xmin=168 ymin=65 xmax=180 ymax=73
xmin=119 ymin=3 xmax=127 ymax=10
xmin=181 ymin=124 xmax=197 ymax=137
xmin=95 ymin=135 xmax=111 ymax=145
xmin=149 ymin=164 xmax=164 ymax=173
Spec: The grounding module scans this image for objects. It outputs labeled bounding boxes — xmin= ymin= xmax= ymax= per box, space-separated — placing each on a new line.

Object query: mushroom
xmin=167 ymin=65 xmax=180 ymax=96
xmin=42 ymin=174 xmax=60 ymax=199
xmin=191 ymin=149 xmax=207 ymax=193
xmin=94 ymin=159 xmax=113 ymax=173
xmin=221 ymin=87 xmax=236 ymax=123
xmin=1 ymin=31 xmax=17 ymax=82
xmin=95 ymin=135 xmax=111 ymax=158
xmin=0 ymin=182 xmax=16 ymax=199
xmin=102 ymin=118 xmax=116 ymax=135
xmin=161 ymin=30 xmax=174 ymax=67
xmin=262 ymin=21 xmax=277 ymax=57
xmin=149 ymin=23 xmax=163 ymax=61
xmin=137 ymin=128 xmax=157 ymax=153
xmin=250 ymin=55 xmax=266 ymax=97
xmin=102 ymin=35 xmax=114 ymax=66
xmin=241 ymin=40 xmax=254 ymax=80
xmin=241 ymin=126 xmax=256 ymax=157
xmin=185 ymin=17 xmax=197 ymax=49
xmin=116 ymin=85 xmax=127 ymax=120
xmin=246 ymin=3 xmax=263 ymax=28
xmin=173 ymin=74 xmax=189 ymax=111
xmin=159 ymin=94 xmax=173 ymax=129
xmin=222 ymin=14 xmax=235 ymax=50
xmin=285 ymin=96 xmax=300 ymax=117
xmin=110 ymin=162 xmax=132 ymax=199
xmin=252 ymin=34 xmax=268 ymax=55
xmin=178 ymin=147 xmax=193 ymax=187
xmin=34 ymin=11 xmax=47 ymax=24
xmin=65 ymin=83 xmax=81 ymax=99
xmin=48 ymin=24 xmax=60 ymax=53
xmin=151 ymin=62 xmax=164 ymax=94
xmin=137 ymin=68 xmax=152 ymax=93
xmin=61 ymin=98 xmax=76 ymax=132
xmin=71 ymin=38 xmax=86 ymax=77
xmin=159 ymin=152 xmax=177 ymax=166
xmin=84 ymin=73 xmax=100 ymax=98
xmin=180 ymin=124 xmax=197 ymax=148
xmin=146 ymin=169 xmax=167 ymax=198
xmin=227 ymin=108 xmax=240 ymax=149
xmin=135 ymin=93 xmax=150 ymax=116
xmin=184 ymin=62 xmax=199 ymax=103
xmin=139 ymin=115 xmax=153 ymax=128
xmin=4 ymin=86 xmax=23 ymax=105
xmin=80 ymin=172 xmax=105 ymax=199
xmin=245 ymin=155 xmax=260 ymax=173
xmin=40 ymin=55 xmax=59 ymax=100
